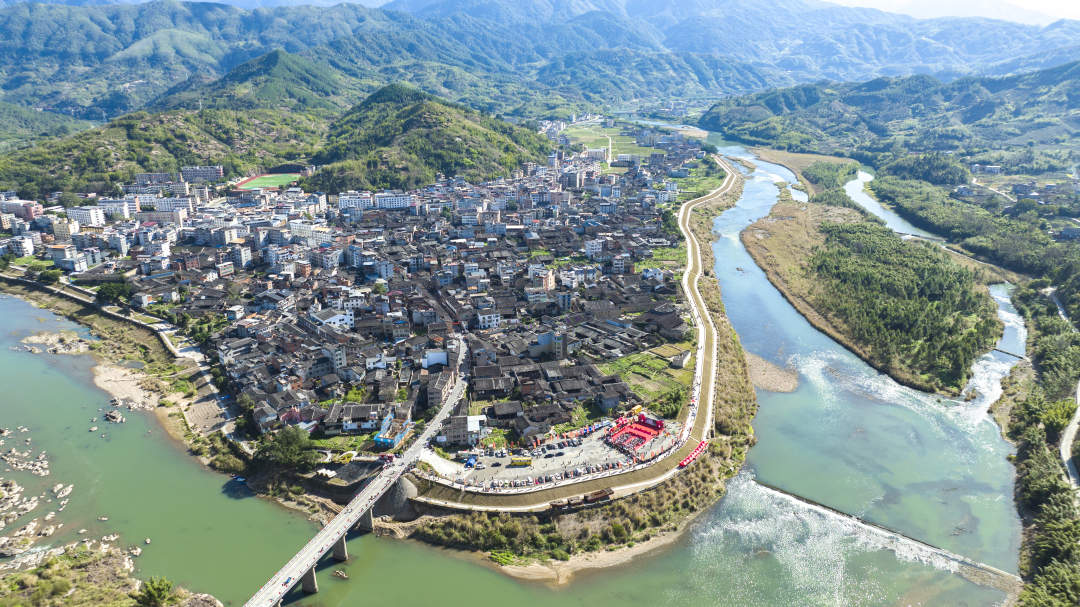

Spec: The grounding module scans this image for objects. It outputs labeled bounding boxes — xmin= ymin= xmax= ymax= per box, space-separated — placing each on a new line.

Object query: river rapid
xmin=0 ymin=145 xmax=1022 ymax=606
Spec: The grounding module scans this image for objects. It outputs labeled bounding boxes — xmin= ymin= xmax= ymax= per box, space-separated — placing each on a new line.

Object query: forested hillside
xmin=699 ymin=61 xmax=1080 ymax=170
xmin=0 ymin=109 xmax=328 ymax=198
xmin=0 ymin=85 xmax=550 ymax=198
xmin=154 ymin=50 xmax=363 ymax=112
xmin=1 ymin=0 xmax=1079 ymax=123
xmin=304 ymin=85 xmax=552 ymax=192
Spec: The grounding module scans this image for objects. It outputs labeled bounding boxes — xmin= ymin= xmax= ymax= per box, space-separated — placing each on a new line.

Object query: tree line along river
xmin=0 ymin=142 xmax=1022 ymax=606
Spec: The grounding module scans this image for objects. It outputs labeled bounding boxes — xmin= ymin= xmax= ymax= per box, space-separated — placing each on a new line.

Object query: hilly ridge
xmin=699 ymin=60 xmax=1080 ymax=167
xmin=0 ymin=84 xmax=551 ymax=198
xmin=155 ymin=49 xmax=362 ymax=112
xmin=304 ymin=84 xmax=552 ymax=192
xmin=0 ymin=0 xmax=1079 ymax=123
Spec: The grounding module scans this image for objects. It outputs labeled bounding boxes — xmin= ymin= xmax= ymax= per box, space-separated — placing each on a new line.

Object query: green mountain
xmin=0 ymin=102 xmax=92 ymax=152
xmin=304 ymin=84 xmax=552 ymax=192
xmin=154 ymin=50 xmax=362 ymax=111
xmin=0 ymin=84 xmax=550 ymax=198
xmin=2 ymin=0 xmax=1080 ymax=124
xmin=0 ymin=108 xmax=328 ymax=199
xmin=699 ymin=60 xmax=1080 ymax=167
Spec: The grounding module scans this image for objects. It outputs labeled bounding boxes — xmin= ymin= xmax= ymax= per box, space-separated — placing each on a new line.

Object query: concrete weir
xmin=751 ymin=480 xmax=1022 ymax=603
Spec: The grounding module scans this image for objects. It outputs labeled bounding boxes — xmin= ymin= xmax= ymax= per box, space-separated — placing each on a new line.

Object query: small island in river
xmin=741 ymin=185 xmax=1002 ymax=396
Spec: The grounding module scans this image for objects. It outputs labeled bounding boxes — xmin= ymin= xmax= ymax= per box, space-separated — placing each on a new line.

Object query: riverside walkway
xmin=244 ymin=342 xmax=465 ymax=606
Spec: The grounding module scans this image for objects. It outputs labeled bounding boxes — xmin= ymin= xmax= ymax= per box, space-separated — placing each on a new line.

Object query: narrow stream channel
xmin=0 ymin=145 xmax=1023 ymax=606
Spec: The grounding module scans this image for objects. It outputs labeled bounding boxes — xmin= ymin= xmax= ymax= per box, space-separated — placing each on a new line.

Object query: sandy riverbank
xmin=745 ymin=352 xmax=799 ymax=393
xmin=497 ymin=520 xmax=689 ymax=585
xmin=92 ymin=364 xmax=159 ymax=411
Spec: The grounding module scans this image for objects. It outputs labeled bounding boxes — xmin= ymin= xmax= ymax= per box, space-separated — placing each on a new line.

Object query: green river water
xmin=0 ymin=146 xmax=1021 ymax=606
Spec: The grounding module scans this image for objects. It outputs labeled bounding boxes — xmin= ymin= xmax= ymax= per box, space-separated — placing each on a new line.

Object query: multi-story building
xmin=0 ymin=200 xmax=43 ymax=221
xmin=151 ymin=197 xmax=195 ymax=214
xmin=338 ymin=191 xmax=374 ymax=210
xmin=180 ymin=165 xmax=225 ymax=183
xmin=99 ymin=197 xmax=140 ymax=218
xmin=585 ymin=238 xmax=604 ymax=259
xmin=374 ymin=191 xmax=414 ymax=210
xmin=135 ymin=172 xmax=178 ymax=186
xmin=230 ymin=245 xmax=252 ymax=269
xmin=10 ymin=235 xmax=34 ymax=257
xmin=67 ymin=206 xmax=106 ymax=228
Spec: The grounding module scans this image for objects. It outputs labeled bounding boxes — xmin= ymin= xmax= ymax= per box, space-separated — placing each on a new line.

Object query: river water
xmin=0 ymin=146 xmax=1021 ymax=606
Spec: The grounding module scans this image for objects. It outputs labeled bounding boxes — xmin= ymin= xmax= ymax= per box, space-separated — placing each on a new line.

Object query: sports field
xmin=235 ymin=173 xmax=300 ymax=190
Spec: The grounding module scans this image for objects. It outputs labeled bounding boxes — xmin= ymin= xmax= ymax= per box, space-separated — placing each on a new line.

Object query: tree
xmin=96 ymin=281 xmax=132 ymax=304
xmin=133 ymin=576 xmax=175 ymax=607
xmin=38 ymin=269 xmax=61 ymax=284
xmin=237 ymin=393 xmax=255 ymax=412
xmin=256 ymin=426 xmax=318 ymax=471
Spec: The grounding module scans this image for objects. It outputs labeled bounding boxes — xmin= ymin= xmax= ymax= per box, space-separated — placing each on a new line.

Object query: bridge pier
xmin=301 ymin=566 xmax=318 ymax=594
xmin=357 ymin=508 xmax=374 ymax=532
xmin=332 ymin=534 xmax=348 ymax=561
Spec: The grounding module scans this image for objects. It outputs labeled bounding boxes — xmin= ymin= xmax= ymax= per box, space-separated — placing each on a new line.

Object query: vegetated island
xmin=0 ymin=543 xmax=221 ymax=607
xmin=740 ymin=165 xmax=1002 ymax=396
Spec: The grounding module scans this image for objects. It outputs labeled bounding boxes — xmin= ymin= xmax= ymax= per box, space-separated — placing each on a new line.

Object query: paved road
xmin=677 ymin=155 xmax=738 ymax=443
xmin=1047 ymin=289 xmax=1080 ymax=488
xmin=244 ymin=344 xmax=465 ymax=606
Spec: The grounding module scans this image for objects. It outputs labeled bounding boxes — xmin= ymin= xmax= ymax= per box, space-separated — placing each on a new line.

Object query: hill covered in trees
xmin=154 ymin=50 xmax=364 ymax=112
xmin=303 ymin=85 xmax=552 ymax=192
xmin=2 ymin=0 xmax=1080 ymax=124
xmin=699 ymin=61 xmax=1080 ymax=171
xmin=0 ymin=109 xmax=328 ymax=199
xmin=0 ymin=84 xmax=550 ymax=198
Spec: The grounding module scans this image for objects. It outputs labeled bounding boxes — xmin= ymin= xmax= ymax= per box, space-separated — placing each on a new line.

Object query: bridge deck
xmin=245 ymin=354 xmax=465 ymax=607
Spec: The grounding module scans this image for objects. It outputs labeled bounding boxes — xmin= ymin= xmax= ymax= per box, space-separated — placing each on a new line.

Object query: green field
xmin=599 ymin=350 xmax=693 ymax=400
xmin=563 ymin=122 xmax=660 ymax=158
xmin=237 ymin=173 xmax=300 ymax=190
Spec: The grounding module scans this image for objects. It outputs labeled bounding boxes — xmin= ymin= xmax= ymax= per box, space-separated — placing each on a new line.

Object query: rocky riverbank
xmin=17 ymin=330 xmax=91 ymax=355
xmin=0 ymin=542 xmax=223 ymax=607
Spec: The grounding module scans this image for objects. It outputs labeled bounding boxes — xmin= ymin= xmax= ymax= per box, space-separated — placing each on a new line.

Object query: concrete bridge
xmin=244 ymin=345 xmax=465 ymax=607
xmin=752 ymin=480 xmax=1023 ymax=602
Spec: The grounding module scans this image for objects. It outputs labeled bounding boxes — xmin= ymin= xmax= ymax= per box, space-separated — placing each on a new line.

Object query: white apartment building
xmin=152 ymin=197 xmax=195 ymax=213
xmin=67 ymin=206 xmax=106 ymax=227
xmin=585 ymin=238 xmax=604 ymax=259
xmin=338 ymin=191 xmax=374 ymax=210
xmin=477 ymin=311 xmax=502 ymax=330
xmin=374 ymin=191 xmax=414 ymax=210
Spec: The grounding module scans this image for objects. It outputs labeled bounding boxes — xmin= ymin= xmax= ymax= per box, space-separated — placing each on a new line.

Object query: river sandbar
xmin=745 ymin=352 xmax=799 ymax=392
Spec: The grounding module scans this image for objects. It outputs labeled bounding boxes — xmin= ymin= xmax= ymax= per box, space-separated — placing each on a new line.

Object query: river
xmin=0 ymin=145 xmax=1022 ymax=606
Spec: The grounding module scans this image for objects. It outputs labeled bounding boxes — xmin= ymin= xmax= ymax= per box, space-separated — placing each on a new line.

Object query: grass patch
xmin=562 ymin=123 xmax=660 ymax=158
xmin=635 ymin=244 xmax=687 ymax=272
xmin=599 ymin=351 xmax=692 ymax=400
xmin=308 ymin=432 xmax=373 ymax=453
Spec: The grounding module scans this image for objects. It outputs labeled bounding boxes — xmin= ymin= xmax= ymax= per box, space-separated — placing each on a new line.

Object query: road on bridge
xmin=245 ymin=339 xmax=466 ymax=607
